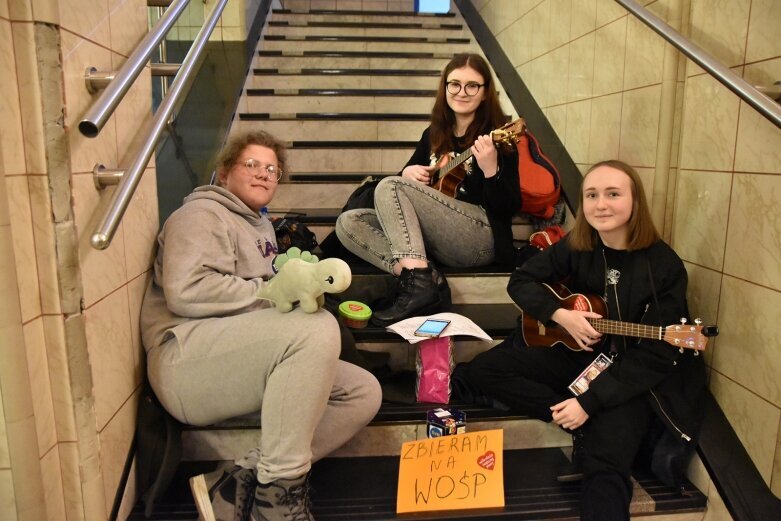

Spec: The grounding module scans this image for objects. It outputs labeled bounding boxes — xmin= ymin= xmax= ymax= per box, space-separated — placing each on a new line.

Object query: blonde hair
xmin=215 ymin=130 xmax=288 ymax=187
xmin=568 ymin=160 xmax=659 ymax=251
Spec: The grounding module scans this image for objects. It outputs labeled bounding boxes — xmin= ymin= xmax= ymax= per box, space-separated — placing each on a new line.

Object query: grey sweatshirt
xmin=140 ymin=186 xmax=277 ymax=350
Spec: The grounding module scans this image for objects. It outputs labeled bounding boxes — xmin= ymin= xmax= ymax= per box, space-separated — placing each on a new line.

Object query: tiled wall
xmin=473 ymin=0 xmax=781 ymax=507
xmin=1 ymin=0 xmax=157 ymax=519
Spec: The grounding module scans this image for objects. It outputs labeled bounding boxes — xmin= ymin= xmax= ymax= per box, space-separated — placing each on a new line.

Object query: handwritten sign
xmin=396 ymin=429 xmax=504 ymax=514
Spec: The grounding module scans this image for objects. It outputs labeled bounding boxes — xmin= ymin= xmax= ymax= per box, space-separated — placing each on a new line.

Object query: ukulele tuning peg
xmin=694 ymin=318 xmax=702 ymax=326
xmin=679 ymin=318 xmax=688 ymax=325
xmin=679 ymin=347 xmax=684 ymax=354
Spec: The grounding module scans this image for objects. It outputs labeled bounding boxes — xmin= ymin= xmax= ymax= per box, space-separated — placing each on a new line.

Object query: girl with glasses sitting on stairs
xmin=140 ymin=130 xmax=382 ymax=521
xmin=335 ymin=53 xmax=521 ymax=326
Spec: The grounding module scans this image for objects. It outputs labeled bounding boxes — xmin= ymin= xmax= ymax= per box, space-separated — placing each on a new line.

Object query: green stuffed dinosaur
xmin=257 ymin=247 xmax=351 ymax=312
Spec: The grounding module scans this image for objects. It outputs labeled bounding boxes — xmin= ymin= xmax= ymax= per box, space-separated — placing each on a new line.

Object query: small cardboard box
xmin=426 ymin=408 xmax=466 ymax=438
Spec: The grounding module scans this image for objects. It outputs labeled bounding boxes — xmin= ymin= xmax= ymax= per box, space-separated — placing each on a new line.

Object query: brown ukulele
xmin=430 ymin=118 xmax=525 ymax=198
xmin=520 ymin=283 xmax=718 ymax=352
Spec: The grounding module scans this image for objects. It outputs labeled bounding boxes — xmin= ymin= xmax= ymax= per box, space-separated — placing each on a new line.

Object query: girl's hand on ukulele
xmin=551 ymin=398 xmax=589 ymax=430
xmin=551 ymin=308 xmax=603 ymax=352
xmin=472 ymin=134 xmax=498 ymax=178
xmin=401 ymin=164 xmax=435 ymax=185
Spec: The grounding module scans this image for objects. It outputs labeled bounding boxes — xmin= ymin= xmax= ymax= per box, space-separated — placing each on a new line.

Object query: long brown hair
xmin=429 ymin=54 xmax=505 ymax=156
xmin=215 ymin=130 xmax=288 ymax=187
xmin=568 ymin=160 xmax=660 ymax=251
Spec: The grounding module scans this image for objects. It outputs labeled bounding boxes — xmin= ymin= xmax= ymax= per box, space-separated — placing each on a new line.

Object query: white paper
xmin=386 ymin=312 xmax=493 ymax=344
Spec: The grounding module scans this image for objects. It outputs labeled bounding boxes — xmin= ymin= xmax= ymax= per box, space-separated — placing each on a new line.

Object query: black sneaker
xmin=189 ymin=464 xmax=257 ymax=521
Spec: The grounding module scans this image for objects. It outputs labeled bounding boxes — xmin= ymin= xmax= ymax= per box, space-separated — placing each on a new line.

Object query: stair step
xmin=129 ymin=449 xmax=707 ymax=520
xmin=232 ymin=119 xmax=429 ymax=141
xmin=253 ymin=67 xmax=441 ymax=76
xmin=285 ymin=147 xmax=413 ymax=173
xmin=255 ymin=53 xmax=455 ymax=70
xmin=247 ymin=73 xmax=439 ymax=90
xmin=268 ymin=20 xmax=463 ymax=30
xmin=244 ymin=95 xmax=434 ymax=114
xmin=261 ymin=38 xmax=474 ymax=54
xmin=239 ymin=112 xmax=430 ymax=121
xmin=266 ymin=24 xmax=467 ymax=38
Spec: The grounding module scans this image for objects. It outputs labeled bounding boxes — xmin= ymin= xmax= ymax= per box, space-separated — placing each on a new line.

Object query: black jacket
xmin=507 ymin=236 xmax=707 ymax=443
xmin=403 ymin=127 xmax=521 ymax=266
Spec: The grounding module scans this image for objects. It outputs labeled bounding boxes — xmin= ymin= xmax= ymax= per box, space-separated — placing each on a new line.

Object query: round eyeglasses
xmin=241 ymin=159 xmax=283 ymax=182
xmin=446 ymin=81 xmax=485 ymax=97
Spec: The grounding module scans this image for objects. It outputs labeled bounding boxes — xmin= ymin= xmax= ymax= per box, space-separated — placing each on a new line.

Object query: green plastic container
xmin=338 ymin=301 xmax=372 ymax=328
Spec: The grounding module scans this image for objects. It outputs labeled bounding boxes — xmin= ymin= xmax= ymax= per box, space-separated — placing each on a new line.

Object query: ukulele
xmin=430 ymin=118 xmax=525 ymax=198
xmin=520 ymin=283 xmax=718 ymax=352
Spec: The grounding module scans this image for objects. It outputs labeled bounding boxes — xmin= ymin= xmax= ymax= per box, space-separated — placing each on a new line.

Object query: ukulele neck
xmin=588 ymin=318 xmax=662 ymax=341
xmin=437 ymin=148 xmax=474 ymax=178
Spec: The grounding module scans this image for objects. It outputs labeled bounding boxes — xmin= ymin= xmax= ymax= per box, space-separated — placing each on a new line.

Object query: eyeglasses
xmin=241 ymin=159 xmax=283 ymax=182
xmin=446 ymin=81 xmax=485 ymax=97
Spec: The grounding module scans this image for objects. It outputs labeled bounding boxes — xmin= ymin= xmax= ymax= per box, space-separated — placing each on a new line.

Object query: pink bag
xmin=415 ymin=336 xmax=455 ymax=404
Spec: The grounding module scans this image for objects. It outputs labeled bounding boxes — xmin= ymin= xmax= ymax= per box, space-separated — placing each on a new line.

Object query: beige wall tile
xmin=479 ymin=0 xmax=524 ymax=35
xmin=0 ymin=388 xmax=9 ymax=467
xmin=6 ymin=176 xmax=42 ymax=322
xmin=11 ymin=22 xmax=46 ymax=174
xmin=22 ymin=318 xmax=56 ymax=457
xmin=565 ymin=99 xmax=590 ymax=164
xmin=530 ymin=0 xmax=551 ymax=59
xmin=0 ymin=470 xmax=17 ymax=521
xmin=61 ymin=32 xmax=119 ymax=175
xmin=40 ymin=445 xmax=66 ymax=521
xmin=42 ymin=316 xmax=77 ymax=442
xmin=587 ymin=92 xmax=621 ymax=163
xmin=710 ymin=370 xmax=779 ymax=484
xmin=745 ymin=0 xmax=781 ymax=63
xmin=496 ymin=16 xmax=528 ymax=67
xmin=548 ymin=0 xmax=571 ymax=50
xmin=623 ymin=15 xmax=664 ymax=90
xmin=723 ymin=174 xmax=781 ymax=291
xmin=112 ymin=60 xmax=151 ymax=165
xmin=84 ymin=285 xmax=134 ymax=430
xmin=773 ymin=415 xmax=781 ymax=498
xmin=734 ymin=59 xmax=781 ymax=175
xmin=58 ymin=0 xmax=110 ymax=47
xmin=28 ymin=176 xmax=61 ymax=314
xmin=122 ymin=168 xmax=158 ymax=280
xmin=0 ymin=20 xmax=26 ymax=176
xmin=0 ymin=227 xmax=22 ymax=329
xmin=0 ymin=322 xmax=34 ymax=424
xmin=0 ymin=176 xmax=8 ymax=226
xmin=544 ymin=45 xmax=570 ymax=107
xmin=108 ymin=0 xmax=148 ymax=57
xmin=678 ymin=73 xmax=740 ymax=171
xmin=545 ymin=104 xmax=567 ymax=143
xmin=58 ymin=441 xmax=84 ymax=521
xmin=671 ymin=170 xmax=731 ymax=271
xmin=5 ymin=415 xmax=45 ymax=519
xmin=30 ymin=0 xmax=58 ymax=24
xmin=0 ymin=0 xmax=9 ymax=18
xmin=71 ymin=173 xmax=127 ymax=307
xmin=567 ymin=32 xmax=594 ymax=102
xmin=701 ymin=485 xmax=734 ymax=521
xmin=618 ymin=84 xmax=661 ymax=167
xmin=714 ymin=276 xmax=781 ymax=407
xmin=98 ymin=388 xmax=137 ymax=515
xmin=592 ymin=17 xmax=626 ymax=97
xmin=127 ymin=272 xmax=149 ymax=379
xmin=7 ymin=0 xmax=31 ymax=20
xmin=689 ymin=0 xmax=749 ymax=70
xmin=595 ymin=0 xmax=625 ymax=27
xmin=682 ymin=263 xmax=721 ymax=369
xmin=570 ymin=0 xmax=596 ymax=40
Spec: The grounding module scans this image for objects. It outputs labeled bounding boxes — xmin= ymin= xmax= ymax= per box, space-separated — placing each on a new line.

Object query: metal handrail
xmin=615 ymin=0 xmax=781 ymax=130
xmin=90 ymin=0 xmax=229 ymax=250
xmin=79 ymin=0 xmax=189 ymax=137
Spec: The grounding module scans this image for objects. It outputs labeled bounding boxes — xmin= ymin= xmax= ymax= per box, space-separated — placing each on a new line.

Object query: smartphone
xmin=414 ymin=319 xmax=451 ymax=338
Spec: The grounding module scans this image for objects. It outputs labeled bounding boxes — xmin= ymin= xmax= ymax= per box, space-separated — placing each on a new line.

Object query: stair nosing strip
xmin=252 ymin=68 xmax=441 ymax=76
xmin=264 ymin=34 xmax=470 ymax=43
xmin=239 ymin=113 xmax=430 ymax=121
xmin=268 ymin=21 xmax=463 ymax=30
xmin=257 ymin=50 xmax=457 ymax=58
xmin=245 ymin=88 xmax=436 ymax=96
xmin=272 ymin=9 xmax=457 ymax=17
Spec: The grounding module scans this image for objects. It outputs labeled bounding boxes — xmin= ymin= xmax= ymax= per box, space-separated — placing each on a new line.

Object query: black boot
xmin=252 ymin=474 xmax=313 ymax=521
xmin=372 ymin=266 xmax=450 ymax=326
xmin=557 ymin=429 xmax=585 ymax=482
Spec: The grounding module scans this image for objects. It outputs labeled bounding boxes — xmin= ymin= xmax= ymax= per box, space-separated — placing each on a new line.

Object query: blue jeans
xmin=335 ymin=176 xmax=495 ymax=273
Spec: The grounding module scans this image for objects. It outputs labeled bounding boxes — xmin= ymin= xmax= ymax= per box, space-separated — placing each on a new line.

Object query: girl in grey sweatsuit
xmin=140 ymin=130 xmax=381 ymax=521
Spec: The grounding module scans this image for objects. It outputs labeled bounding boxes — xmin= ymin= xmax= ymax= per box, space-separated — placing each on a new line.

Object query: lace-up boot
xmin=252 ymin=474 xmax=313 ymax=521
xmin=371 ymin=266 xmax=450 ymax=326
xmin=190 ymin=464 xmax=257 ymax=521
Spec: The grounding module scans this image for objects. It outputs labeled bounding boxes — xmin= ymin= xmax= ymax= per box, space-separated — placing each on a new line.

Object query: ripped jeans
xmin=335 ymin=176 xmax=495 ymax=273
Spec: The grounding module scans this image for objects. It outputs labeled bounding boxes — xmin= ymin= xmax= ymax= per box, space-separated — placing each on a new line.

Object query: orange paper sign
xmin=396 ymin=429 xmax=504 ymax=514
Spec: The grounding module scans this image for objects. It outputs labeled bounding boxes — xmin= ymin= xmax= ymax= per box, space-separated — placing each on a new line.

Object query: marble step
xmin=285 ymin=146 xmax=414 ymax=173
xmin=260 ymin=37 xmax=475 ymax=54
xmin=247 ymin=73 xmax=440 ymax=89
xmin=255 ymin=51 xmax=455 ymax=69
xmin=266 ymin=23 xmax=468 ymax=38
xmin=271 ymin=9 xmax=457 ymax=25
xmin=243 ymin=93 xmax=435 ymax=113
xmin=232 ymin=118 xmax=429 ymax=141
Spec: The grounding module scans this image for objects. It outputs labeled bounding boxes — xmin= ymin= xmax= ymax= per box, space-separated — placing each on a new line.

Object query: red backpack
xmin=516 ymin=129 xmax=561 ymax=220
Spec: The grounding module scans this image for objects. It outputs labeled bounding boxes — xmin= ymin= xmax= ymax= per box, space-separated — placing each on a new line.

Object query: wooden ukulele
xmin=520 ymin=283 xmax=718 ymax=352
xmin=430 ymin=118 xmax=525 ymax=198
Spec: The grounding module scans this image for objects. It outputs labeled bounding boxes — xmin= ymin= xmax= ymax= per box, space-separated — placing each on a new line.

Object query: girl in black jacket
xmin=335 ymin=54 xmax=520 ymax=326
xmin=466 ymin=160 xmax=707 ymax=520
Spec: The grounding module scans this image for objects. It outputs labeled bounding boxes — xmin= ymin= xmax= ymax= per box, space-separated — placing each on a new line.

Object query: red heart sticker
xmin=477 ymin=451 xmax=495 ymax=470
xmin=348 ymin=304 xmax=363 ymax=311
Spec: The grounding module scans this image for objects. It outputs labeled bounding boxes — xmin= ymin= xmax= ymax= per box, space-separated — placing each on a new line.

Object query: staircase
xmin=129 ymin=3 xmax=707 ymax=519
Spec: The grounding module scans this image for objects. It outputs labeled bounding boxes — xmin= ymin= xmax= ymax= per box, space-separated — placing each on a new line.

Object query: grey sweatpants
xmin=146 ymin=308 xmax=382 ymax=483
